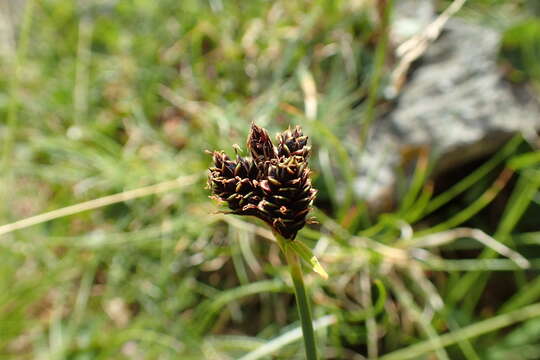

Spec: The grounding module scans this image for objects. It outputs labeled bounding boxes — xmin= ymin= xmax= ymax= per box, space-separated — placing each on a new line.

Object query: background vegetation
xmin=2 ymin=0 xmax=540 ymax=359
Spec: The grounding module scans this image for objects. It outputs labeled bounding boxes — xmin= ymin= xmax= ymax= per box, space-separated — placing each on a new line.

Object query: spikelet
xmin=208 ymin=151 xmax=262 ymax=217
xmin=276 ymin=125 xmax=310 ymax=160
xmin=259 ymin=156 xmax=317 ymax=239
xmin=247 ymin=123 xmax=277 ymax=163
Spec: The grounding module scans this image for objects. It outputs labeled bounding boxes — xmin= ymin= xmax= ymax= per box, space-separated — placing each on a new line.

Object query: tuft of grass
xmin=1 ymin=1 xmax=540 ymax=359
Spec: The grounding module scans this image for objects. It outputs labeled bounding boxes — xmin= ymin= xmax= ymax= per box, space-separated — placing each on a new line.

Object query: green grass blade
xmin=424 ymin=135 xmax=522 ymax=216
xmin=380 ymin=303 xmax=540 ymax=360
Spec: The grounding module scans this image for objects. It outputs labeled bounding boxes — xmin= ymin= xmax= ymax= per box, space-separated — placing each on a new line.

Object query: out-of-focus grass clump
xmin=2 ymin=0 xmax=540 ymax=359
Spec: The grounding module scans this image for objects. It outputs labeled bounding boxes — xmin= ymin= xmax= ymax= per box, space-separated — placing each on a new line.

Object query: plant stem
xmin=285 ymin=244 xmax=318 ymax=360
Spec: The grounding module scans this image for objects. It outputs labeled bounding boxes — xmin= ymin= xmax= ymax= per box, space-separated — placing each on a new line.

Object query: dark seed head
xmin=208 ymin=124 xmax=317 ymax=240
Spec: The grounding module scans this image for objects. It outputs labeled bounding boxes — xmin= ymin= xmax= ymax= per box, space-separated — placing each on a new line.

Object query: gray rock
xmin=391 ymin=0 xmax=435 ymax=44
xmin=354 ymin=19 xmax=540 ymax=210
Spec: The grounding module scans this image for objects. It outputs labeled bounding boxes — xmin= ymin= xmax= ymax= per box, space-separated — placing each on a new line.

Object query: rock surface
xmin=354 ymin=18 xmax=540 ymax=210
xmin=391 ymin=0 xmax=435 ymax=44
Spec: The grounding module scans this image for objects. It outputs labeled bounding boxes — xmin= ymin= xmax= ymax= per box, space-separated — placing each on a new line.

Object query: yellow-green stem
xmin=284 ymin=243 xmax=318 ymax=360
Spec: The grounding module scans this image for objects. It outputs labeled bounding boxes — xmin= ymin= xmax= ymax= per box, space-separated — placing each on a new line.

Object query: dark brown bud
xmin=208 ymin=151 xmax=262 ymax=217
xmin=258 ymin=156 xmax=317 ymax=239
xmin=247 ymin=123 xmax=277 ymax=162
xmin=277 ymin=125 xmax=310 ymax=160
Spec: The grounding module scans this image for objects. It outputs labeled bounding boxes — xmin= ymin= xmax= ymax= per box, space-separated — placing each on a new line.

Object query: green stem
xmin=285 ymin=244 xmax=318 ymax=360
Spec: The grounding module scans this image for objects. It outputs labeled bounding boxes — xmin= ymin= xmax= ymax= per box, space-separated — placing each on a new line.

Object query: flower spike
xmin=208 ymin=124 xmax=316 ymax=240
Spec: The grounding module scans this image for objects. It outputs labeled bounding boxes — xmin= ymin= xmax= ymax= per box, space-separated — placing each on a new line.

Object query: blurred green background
xmin=2 ymin=0 xmax=540 ymax=359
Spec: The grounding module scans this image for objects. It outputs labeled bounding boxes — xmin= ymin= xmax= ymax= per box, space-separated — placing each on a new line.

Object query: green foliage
xmin=500 ymin=19 xmax=540 ymax=82
xmin=1 ymin=0 xmax=540 ymax=359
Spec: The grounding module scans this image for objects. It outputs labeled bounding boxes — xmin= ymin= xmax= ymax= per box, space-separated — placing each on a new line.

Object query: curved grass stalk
xmin=239 ymin=315 xmax=336 ymax=360
xmin=0 ymin=174 xmax=199 ymax=237
xmin=195 ymin=279 xmax=290 ymax=335
xmin=380 ymin=302 xmax=540 ymax=360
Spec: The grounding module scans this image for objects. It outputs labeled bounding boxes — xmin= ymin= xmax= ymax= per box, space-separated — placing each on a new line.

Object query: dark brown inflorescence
xmin=208 ymin=123 xmax=317 ymax=240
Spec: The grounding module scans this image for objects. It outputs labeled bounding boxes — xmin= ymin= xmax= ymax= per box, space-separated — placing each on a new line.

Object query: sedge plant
xmin=207 ymin=123 xmax=327 ymax=360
